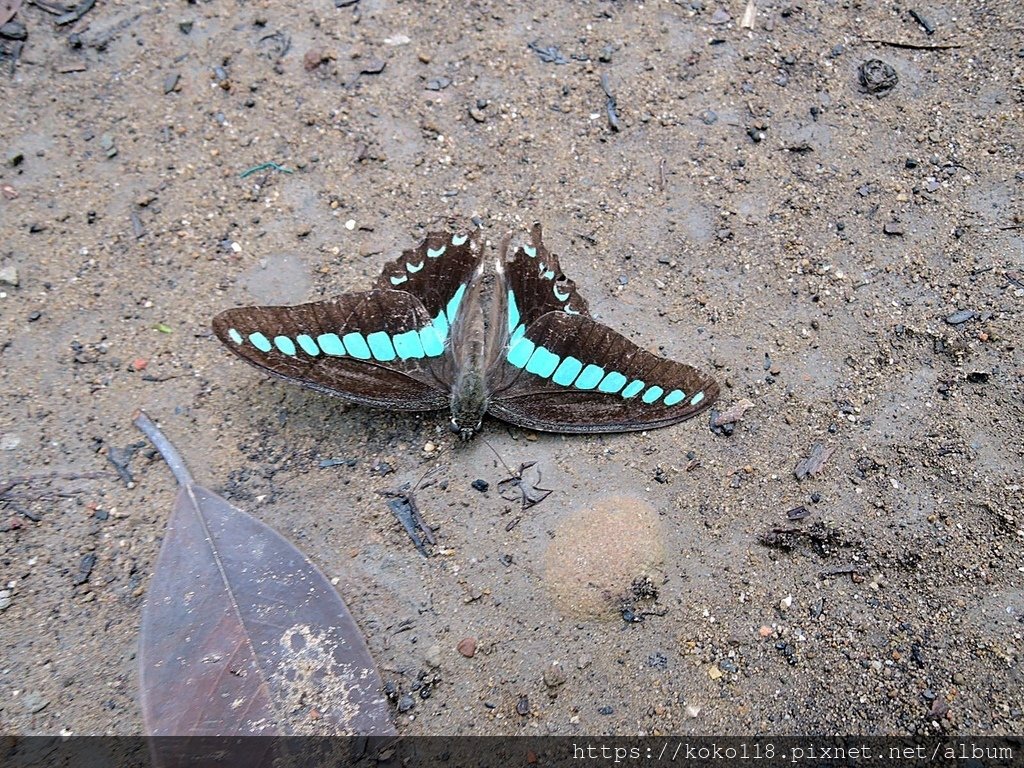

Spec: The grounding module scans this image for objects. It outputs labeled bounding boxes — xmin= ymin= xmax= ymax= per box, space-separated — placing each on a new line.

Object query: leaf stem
xmin=133 ymin=410 xmax=195 ymax=488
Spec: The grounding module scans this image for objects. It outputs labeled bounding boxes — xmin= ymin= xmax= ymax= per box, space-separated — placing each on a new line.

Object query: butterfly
xmin=212 ymin=224 xmax=719 ymax=439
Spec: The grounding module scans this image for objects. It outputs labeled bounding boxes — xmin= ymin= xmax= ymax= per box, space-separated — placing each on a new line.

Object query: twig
xmin=239 ymin=162 xmax=294 ymax=179
xmin=0 ymin=472 xmax=105 ymax=498
xmin=864 ymin=39 xmax=962 ymax=50
xmin=600 ymin=72 xmax=620 ymax=132
xmin=133 ymin=410 xmax=195 ymax=487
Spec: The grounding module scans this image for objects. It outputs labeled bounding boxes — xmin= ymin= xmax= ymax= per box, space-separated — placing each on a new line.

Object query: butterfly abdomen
xmin=449 ymin=367 xmax=488 ymax=439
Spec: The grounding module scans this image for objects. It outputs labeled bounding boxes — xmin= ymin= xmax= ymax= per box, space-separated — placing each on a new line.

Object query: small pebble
xmin=425 ymin=76 xmax=452 ymax=91
xmin=945 ymin=309 xmax=975 ymax=325
xmin=423 ymin=441 xmax=436 ymax=454
xmin=543 ymin=661 xmax=566 ymax=688
xmin=0 ymin=265 xmax=19 ymax=286
xmin=883 ymin=222 xmax=904 ymax=236
xmin=516 ymin=696 xmax=530 ymax=716
xmin=456 ymin=637 xmax=477 ymax=657
xmin=23 ymin=692 xmax=49 ymax=714
xmin=360 ymin=59 xmax=386 ymax=75
xmin=424 ymin=643 xmax=442 ymax=668
xmin=0 ymin=21 xmax=28 ymax=41
xmin=0 ymin=588 xmax=12 ymax=612
xmin=758 ymin=625 xmax=773 ymax=637
xmin=470 ymin=479 xmax=489 ymax=492
xmin=397 ymin=694 xmax=415 ymax=713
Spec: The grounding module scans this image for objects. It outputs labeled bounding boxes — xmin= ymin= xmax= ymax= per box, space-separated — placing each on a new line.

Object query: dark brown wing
xmin=212 ymin=291 xmax=451 ymax=411
xmin=375 ymin=229 xmax=483 ymax=326
xmin=502 ymin=223 xmax=591 ymax=341
xmin=488 ymin=312 xmax=718 ymax=433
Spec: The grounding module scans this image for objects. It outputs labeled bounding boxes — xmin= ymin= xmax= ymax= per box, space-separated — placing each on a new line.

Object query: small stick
xmin=132 ymin=410 xmax=194 ymax=488
xmin=239 ymin=162 xmax=294 ymax=179
xmin=405 ymin=492 xmax=436 ymax=546
xmin=864 ymin=39 xmax=962 ymax=50
xmin=600 ymin=72 xmax=621 ymax=132
xmin=130 ymin=210 xmax=145 ymax=239
xmin=0 ymin=471 xmax=105 ymax=497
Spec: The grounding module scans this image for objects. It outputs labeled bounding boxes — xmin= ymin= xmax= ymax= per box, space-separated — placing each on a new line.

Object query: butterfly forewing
xmin=502 ymin=224 xmax=591 ymax=343
xmin=488 ymin=311 xmax=718 ymax=433
xmin=376 ymin=230 xmax=482 ymax=327
xmin=212 ymin=291 xmax=451 ymax=411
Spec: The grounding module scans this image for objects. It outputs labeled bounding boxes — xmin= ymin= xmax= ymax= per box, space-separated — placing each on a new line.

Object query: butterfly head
xmin=450 ymin=417 xmax=482 ymax=441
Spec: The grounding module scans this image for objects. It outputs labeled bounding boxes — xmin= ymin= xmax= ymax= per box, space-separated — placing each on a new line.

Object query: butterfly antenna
xmin=480 ymin=436 xmax=515 ymax=477
xmin=412 ymin=463 xmax=443 ymax=493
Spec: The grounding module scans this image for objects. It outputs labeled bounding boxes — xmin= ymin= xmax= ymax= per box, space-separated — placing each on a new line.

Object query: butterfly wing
xmin=376 ymin=229 xmax=482 ymax=326
xmin=212 ymin=290 xmax=452 ymax=411
xmin=488 ymin=311 xmax=718 ymax=433
xmin=213 ymin=229 xmax=484 ymax=412
xmin=502 ymin=223 xmax=591 ymax=343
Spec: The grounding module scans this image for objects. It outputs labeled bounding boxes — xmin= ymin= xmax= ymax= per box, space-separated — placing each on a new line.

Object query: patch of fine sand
xmin=544 ymin=496 xmax=665 ymax=618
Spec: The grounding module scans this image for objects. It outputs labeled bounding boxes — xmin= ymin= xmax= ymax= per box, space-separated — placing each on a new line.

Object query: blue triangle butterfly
xmin=212 ymin=224 xmax=719 ymax=439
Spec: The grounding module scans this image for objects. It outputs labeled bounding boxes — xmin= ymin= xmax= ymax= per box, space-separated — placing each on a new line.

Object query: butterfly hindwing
xmin=488 ymin=311 xmax=718 ymax=433
xmin=212 ymin=291 xmax=451 ymax=411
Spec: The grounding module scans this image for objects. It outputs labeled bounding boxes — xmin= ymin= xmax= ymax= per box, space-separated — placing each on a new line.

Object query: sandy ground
xmin=1 ymin=0 xmax=1022 ymax=737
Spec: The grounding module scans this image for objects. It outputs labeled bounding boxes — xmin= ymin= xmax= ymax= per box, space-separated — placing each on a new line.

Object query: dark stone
xmin=0 ymin=22 xmax=27 ymax=41
xmin=396 ymin=694 xmax=415 ymax=713
xmin=74 ymin=553 xmax=97 ymax=585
